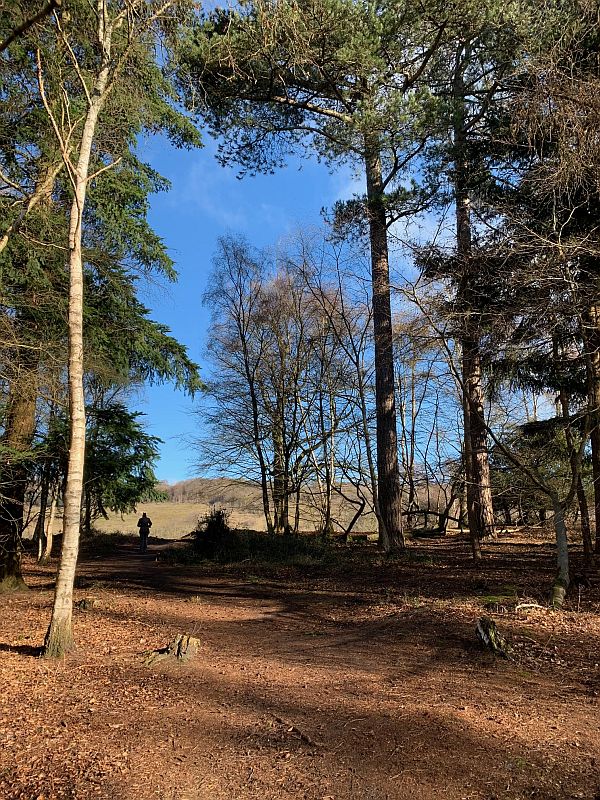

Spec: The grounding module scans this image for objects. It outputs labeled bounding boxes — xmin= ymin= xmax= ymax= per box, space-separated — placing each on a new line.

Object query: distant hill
xmin=155 ymin=476 xmax=378 ymax=532
xmin=158 ymin=477 xmax=265 ymax=510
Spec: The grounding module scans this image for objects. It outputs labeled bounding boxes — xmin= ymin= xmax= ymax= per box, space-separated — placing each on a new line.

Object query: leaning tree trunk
xmin=345 ymin=497 xmax=366 ymax=538
xmin=364 ymin=135 xmax=404 ymax=552
xmin=44 ymin=59 xmax=110 ymax=657
xmin=0 ymin=345 xmax=39 ymax=588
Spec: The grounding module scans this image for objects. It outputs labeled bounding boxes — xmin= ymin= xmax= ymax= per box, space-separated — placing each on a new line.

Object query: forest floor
xmin=1 ymin=533 xmax=599 ymax=800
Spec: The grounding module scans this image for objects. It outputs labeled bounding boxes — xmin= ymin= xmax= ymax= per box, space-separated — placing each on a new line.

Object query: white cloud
xmin=331 ymin=167 xmax=365 ymax=202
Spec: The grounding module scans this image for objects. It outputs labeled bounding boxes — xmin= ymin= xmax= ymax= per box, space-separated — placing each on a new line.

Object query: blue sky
xmin=134 ymin=134 xmax=363 ymax=483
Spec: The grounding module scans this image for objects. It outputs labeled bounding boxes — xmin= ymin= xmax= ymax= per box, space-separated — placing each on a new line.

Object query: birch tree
xmin=37 ymin=0 xmax=198 ymax=656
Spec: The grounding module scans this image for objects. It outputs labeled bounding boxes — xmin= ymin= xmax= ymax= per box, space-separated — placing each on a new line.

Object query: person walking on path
xmin=137 ymin=512 xmax=152 ymax=553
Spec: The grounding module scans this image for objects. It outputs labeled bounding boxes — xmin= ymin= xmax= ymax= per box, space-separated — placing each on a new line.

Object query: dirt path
xmin=1 ymin=539 xmax=599 ymax=799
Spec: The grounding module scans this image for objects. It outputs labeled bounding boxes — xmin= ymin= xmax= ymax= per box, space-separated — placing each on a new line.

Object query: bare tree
xmin=290 ymin=232 xmax=384 ymax=536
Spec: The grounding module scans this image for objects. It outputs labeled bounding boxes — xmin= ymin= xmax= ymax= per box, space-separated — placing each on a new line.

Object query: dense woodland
xmin=1 ymin=0 xmax=600 ymax=658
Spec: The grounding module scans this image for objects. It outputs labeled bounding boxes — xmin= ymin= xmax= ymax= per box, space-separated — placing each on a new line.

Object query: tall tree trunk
xmin=294 ymin=483 xmax=301 ymax=535
xmin=405 ymin=360 xmax=419 ymax=529
xmin=557 ymin=364 xmax=594 ymax=567
xmin=282 ymin=449 xmax=292 ymax=537
xmin=454 ymin=57 xmax=494 ymax=552
xmin=318 ymin=379 xmax=335 ymax=537
xmin=35 ymin=463 xmax=50 ymax=563
xmin=241 ymin=339 xmax=274 ymax=534
xmin=582 ymin=305 xmax=600 ymax=556
xmin=363 ymin=134 xmax=404 ymax=552
xmin=0 ymin=345 xmax=39 ymax=588
xmin=272 ymin=418 xmax=285 ymax=534
xmin=459 ymin=474 xmax=468 ymax=530
xmin=83 ymin=489 xmax=92 ymax=536
xmin=356 ymin=360 xmax=385 ymax=536
xmin=576 ymin=475 xmax=594 ymax=565
xmin=42 ymin=491 xmax=57 ymax=562
xmin=44 ymin=52 xmax=110 ymax=656
xmin=463 ymin=336 xmax=495 ymax=543
xmin=257 ymin=437 xmax=274 ymax=534
xmin=462 ymin=363 xmax=482 ymax=559
xmin=551 ymin=496 xmax=570 ymax=608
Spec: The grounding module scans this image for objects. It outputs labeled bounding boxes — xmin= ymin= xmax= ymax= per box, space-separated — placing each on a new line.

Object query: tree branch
xmin=0 ymin=0 xmax=61 ymax=52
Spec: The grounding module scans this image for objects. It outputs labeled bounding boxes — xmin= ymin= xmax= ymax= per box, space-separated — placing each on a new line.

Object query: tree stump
xmin=143 ymin=634 xmax=200 ymax=666
xmin=475 ymin=616 xmax=511 ymax=659
xmin=76 ymin=597 xmax=98 ymax=612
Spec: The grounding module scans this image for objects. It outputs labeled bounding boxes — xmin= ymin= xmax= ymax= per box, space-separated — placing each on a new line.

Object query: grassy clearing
xmin=91 ymin=502 xmax=205 ymax=539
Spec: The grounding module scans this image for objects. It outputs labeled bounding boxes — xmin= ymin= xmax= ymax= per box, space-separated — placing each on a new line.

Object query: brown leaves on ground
xmin=0 ymin=536 xmax=599 ymax=800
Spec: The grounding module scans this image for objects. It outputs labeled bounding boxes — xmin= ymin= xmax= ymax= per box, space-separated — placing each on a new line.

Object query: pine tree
xmin=175 ymin=0 xmax=469 ymax=550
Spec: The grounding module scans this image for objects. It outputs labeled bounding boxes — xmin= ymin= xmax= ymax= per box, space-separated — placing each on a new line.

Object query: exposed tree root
xmin=272 ymin=714 xmax=325 ymax=749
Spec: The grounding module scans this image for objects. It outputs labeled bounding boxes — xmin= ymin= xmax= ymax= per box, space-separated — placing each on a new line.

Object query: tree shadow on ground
xmin=0 ymin=642 xmax=42 ymax=656
xmin=71 ymin=537 xmax=562 ymax=600
xmin=96 ymin=652 xmax=599 ymax=800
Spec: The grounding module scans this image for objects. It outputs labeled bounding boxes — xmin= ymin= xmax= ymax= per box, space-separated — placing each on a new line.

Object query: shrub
xmin=193 ymin=507 xmax=250 ymax=562
xmin=189 ymin=509 xmax=335 ymax=565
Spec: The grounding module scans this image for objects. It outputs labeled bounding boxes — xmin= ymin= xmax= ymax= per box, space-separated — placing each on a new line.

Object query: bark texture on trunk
xmin=45 ymin=494 xmax=57 ymax=559
xmin=576 ymin=475 xmax=594 ymax=564
xmin=364 ymin=135 xmax=404 ymax=552
xmin=462 ymin=336 xmax=495 ymax=545
xmin=551 ymin=498 xmax=570 ymax=608
xmin=583 ymin=305 xmax=600 ymax=555
xmin=272 ymin=418 xmax=290 ymax=535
